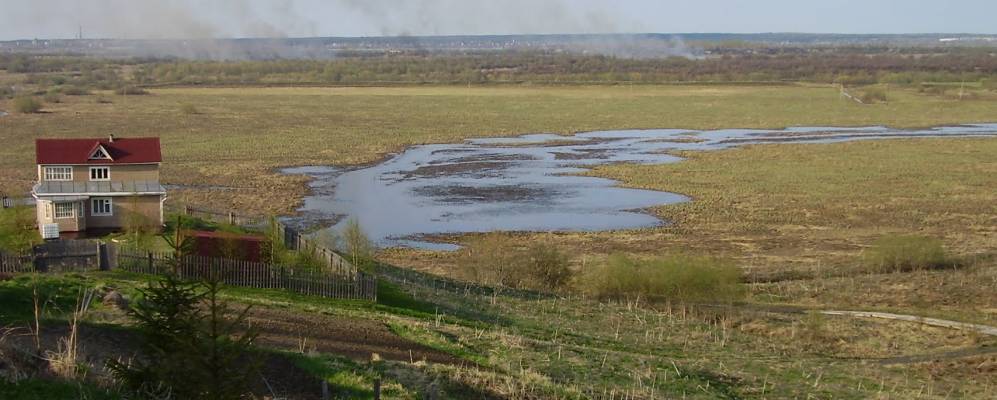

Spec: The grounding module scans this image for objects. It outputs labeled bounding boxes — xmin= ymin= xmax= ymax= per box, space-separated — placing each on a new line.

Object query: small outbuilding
xmin=188 ymin=230 xmax=265 ymax=262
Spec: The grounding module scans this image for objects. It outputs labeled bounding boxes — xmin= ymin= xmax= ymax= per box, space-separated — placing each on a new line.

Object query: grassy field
xmin=2 ymin=83 xmax=996 ymax=214
xmin=3 ymin=81 xmax=995 ymax=282
xmin=589 ymin=138 xmax=997 ymax=267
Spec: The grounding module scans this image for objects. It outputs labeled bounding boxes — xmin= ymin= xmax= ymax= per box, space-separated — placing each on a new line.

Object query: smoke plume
xmin=1 ymin=0 xmax=638 ymax=40
xmin=0 ymin=0 xmax=705 ymax=60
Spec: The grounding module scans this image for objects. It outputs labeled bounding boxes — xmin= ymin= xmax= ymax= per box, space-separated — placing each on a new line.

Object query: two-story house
xmin=32 ymin=135 xmax=166 ymax=236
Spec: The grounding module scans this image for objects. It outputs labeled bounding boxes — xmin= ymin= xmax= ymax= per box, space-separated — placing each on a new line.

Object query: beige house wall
xmin=38 ymin=164 xmax=160 ymax=183
xmin=35 ymin=162 xmax=164 ymax=234
xmin=85 ymin=195 xmax=163 ymax=229
xmin=36 ymin=200 xmax=87 ymax=232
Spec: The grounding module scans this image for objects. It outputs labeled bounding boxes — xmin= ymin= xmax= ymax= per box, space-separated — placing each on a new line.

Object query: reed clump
xmin=860 ymin=234 xmax=956 ymax=273
xmin=455 ymin=233 xmax=572 ymax=292
xmin=577 ymin=253 xmax=744 ymax=303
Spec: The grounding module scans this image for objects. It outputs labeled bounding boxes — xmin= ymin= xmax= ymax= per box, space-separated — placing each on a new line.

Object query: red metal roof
xmin=36 ymin=137 xmax=162 ymax=165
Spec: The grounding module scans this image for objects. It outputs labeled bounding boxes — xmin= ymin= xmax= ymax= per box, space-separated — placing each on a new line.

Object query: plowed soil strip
xmin=244 ymin=306 xmax=470 ymax=366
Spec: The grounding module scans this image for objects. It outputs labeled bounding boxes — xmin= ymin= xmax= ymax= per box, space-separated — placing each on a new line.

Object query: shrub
xmin=121 ymin=206 xmax=159 ymax=252
xmin=60 ymin=86 xmax=90 ymax=96
xmin=861 ymin=235 xmax=953 ymax=273
xmin=179 ymin=102 xmax=200 ymax=115
xmin=114 ymin=85 xmax=148 ymax=95
xmin=94 ymin=96 xmax=112 ymax=104
xmin=0 ymin=206 xmax=41 ymax=253
xmin=577 ymin=254 xmax=744 ymax=303
xmin=859 ymin=87 xmax=888 ymax=103
xmin=11 ymin=96 xmax=43 ymax=113
xmin=455 ymin=233 xmax=574 ymax=292
xmin=455 ymin=233 xmax=519 ymax=289
xmin=797 ymin=311 xmax=834 ymax=353
xmin=524 ymin=243 xmax=572 ymax=291
xmin=342 ymin=218 xmax=375 ymax=270
xmin=42 ymin=91 xmax=61 ymax=104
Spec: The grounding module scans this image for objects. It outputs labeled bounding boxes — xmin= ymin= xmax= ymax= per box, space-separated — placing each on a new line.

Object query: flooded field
xmin=286 ymin=124 xmax=997 ymax=249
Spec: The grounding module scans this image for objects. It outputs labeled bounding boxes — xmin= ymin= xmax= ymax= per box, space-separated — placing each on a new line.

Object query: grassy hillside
xmin=2 ymin=269 xmax=994 ymax=399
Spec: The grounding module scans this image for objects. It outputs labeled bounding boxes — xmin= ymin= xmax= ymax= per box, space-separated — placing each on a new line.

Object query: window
xmin=54 ymin=203 xmax=76 ymax=219
xmin=91 ymin=198 xmax=113 ymax=216
xmin=44 ymin=166 xmax=73 ymax=181
xmin=44 ymin=202 xmax=52 ymax=219
xmin=89 ymin=166 xmax=110 ymax=181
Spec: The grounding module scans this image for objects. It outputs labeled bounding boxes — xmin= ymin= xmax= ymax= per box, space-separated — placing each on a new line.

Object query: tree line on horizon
xmin=2 ymin=47 xmax=997 ymax=90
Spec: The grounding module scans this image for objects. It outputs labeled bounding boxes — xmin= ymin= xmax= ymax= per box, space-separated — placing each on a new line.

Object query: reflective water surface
xmin=285 ymin=124 xmax=997 ymax=249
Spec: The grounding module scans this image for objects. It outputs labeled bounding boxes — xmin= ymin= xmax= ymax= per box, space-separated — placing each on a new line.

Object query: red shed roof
xmin=186 ymin=230 xmax=265 ymax=242
xmin=36 ymin=137 xmax=162 ymax=165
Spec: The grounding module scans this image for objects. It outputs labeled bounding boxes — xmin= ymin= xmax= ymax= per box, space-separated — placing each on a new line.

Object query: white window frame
xmin=44 ymin=202 xmax=52 ymax=219
xmin=89 ymin=145 xmax=112 ymax=160
xmin=89 ymin=166 xmax=110 ymax=181
xmin=91 ymin=197 xmax=113 ymax=217
xmin=44 ymin=166 xmax=73 ymax=181
xmin=54 ymin=202 xmax=76 ymax=219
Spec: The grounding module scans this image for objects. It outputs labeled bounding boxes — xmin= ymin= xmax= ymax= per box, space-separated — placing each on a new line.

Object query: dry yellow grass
xmin=2 ymin=83 xmax=996 ymax=213
xmin=592 ymin=138 xmax=997 ymax=266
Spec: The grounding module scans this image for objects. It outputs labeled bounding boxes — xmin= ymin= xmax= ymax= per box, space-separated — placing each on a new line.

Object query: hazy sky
xmin=1 ymin=0 xmax=994 ymax=40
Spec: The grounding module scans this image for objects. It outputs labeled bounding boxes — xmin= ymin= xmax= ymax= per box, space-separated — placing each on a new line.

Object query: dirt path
xmin=819 ymin=310 xmax=997 ymax=336
xmin=244 ymin=306 xmax=470 ymax=366
xmin=877 ymin=346 xmax=997 ymax=365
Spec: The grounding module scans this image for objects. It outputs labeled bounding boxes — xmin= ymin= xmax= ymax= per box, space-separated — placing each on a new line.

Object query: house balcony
xmin=32 ymin=180 xmax=167 ymax=197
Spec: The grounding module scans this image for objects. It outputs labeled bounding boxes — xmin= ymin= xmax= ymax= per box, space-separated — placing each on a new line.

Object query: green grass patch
xmin=0 ymin=379 xmax=120 ymax=400
xmin=0 ymin=274 xmax=100 ymax=324
xmin=386 ymin=322 xmax=488 ymax=365
xmin=288 ymin=353 xmax=419 ymax=399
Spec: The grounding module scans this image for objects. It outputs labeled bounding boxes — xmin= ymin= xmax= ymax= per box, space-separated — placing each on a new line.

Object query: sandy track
xmin=820 ymin=310 xmax=997 ymax=336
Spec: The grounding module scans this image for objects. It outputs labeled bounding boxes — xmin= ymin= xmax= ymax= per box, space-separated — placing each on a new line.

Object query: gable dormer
xmin=89 ymin=144 xmax=113 ymax=161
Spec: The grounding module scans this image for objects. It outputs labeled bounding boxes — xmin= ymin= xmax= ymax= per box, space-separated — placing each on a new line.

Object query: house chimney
xmin=108 ymin=134 xmax=115 ymax=143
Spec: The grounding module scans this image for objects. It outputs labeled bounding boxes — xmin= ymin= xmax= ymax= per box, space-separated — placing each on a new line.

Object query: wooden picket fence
xmin=0 ymin=253 xmax=33 ymax=274
xmin=374 ymin=262 xmax=547 ymax=301
xmin=0 ymin=240 xmax=106 ymax=275
xmin=275 ymin=223 xmax=358 ymax=277
xmin=1 ymin=191 xmax=34 ymax=209
xmin=117 ymin=251 xmax=376 ymax=301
